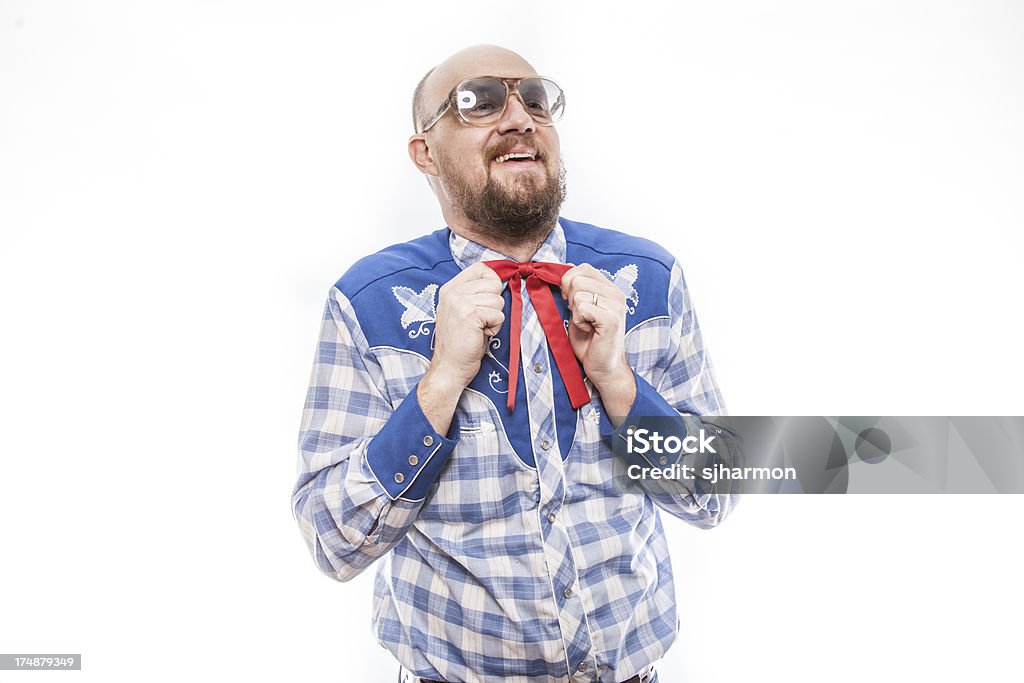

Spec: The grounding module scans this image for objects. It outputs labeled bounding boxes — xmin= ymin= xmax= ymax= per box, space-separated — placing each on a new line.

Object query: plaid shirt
xmin=292 ymin=218 xmax=737 ymax=683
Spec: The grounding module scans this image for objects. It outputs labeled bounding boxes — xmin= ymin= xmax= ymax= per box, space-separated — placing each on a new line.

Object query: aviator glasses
xmin=419 ymin=76 xmax=565 ymax=133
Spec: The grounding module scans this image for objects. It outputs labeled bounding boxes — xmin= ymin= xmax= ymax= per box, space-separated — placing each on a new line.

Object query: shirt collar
xmin=449 ymin=219 xmax=568 ymax=270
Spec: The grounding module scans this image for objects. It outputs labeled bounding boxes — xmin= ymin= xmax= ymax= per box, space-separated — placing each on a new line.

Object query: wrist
xmin=422 ymin=362 xmax=471 ymax=397
xmin=592 ymin=361 xmax=636 ymax=426
xmin=418 ymin=365 xmax=468 ymax=435
xmin=591 ymin=359 xmax=634 ymax=396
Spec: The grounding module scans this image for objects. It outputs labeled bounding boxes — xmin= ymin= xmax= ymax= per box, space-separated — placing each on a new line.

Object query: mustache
xmin=487 ymin=135 xmax=547 ymax=161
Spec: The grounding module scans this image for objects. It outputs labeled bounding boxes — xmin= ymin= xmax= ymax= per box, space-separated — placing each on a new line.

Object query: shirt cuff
xmin=599 ymin=370 xmax=702 ymax=471
xmin=365 ymin=385 xmax=460 ymax=501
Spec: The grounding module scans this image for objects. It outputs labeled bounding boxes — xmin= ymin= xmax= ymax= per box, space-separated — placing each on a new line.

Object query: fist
xmin=560 ymin=263 xmax=631 ymax=390
xmin=428 ymin=262 xmax=505 ymax=390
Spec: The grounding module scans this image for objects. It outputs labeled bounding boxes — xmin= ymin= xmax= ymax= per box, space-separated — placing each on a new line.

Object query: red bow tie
xmin=484 ymin=260 xmax=590 ymax=412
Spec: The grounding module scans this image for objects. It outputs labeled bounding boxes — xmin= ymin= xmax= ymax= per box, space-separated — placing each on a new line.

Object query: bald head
xmin=413 ymin=45 xmax=538 ymax=133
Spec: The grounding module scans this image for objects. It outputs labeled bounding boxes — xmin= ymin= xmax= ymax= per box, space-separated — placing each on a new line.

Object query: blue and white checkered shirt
xmin=292 ymin=218 xmax=737 ymax=683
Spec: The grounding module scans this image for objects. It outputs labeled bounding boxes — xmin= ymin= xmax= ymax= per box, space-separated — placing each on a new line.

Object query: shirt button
xmin=659 ymin=456 xmax=668 ymax=465
xmin=408 ymin=455 xmax=419 ymax=466
xmin=394 ymin=472 xmax=405 ymax=484
xmin=533 ymin=363 xmax=542 ymax=373
xmin=422 ymin=435 xmax=434 ymax=447
xmin=563 ymin=587 xmax=573 ymax=599
xmin=540 ymin=439 xmax=551 ymax=451
xmin=547 ymin=512 xmax=556 ymax=524
xmin=577 ymin=661 xmax=588 ymax=672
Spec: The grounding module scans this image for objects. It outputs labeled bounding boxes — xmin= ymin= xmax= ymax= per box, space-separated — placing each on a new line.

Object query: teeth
xmin=496 ymin=152 xmax=536 ymax=163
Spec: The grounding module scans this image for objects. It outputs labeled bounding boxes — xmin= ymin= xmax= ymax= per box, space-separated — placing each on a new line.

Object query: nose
xmin=496 ymin=93 xmax=535 ymax=134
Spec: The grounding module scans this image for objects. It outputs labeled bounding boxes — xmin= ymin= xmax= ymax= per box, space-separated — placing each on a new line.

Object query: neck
xmin=445 ymin=209 xmax=556 ymax=263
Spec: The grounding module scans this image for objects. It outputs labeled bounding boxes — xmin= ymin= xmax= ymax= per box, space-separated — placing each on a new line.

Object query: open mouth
xmin=494 ymin=152 xmax=538 ymax=164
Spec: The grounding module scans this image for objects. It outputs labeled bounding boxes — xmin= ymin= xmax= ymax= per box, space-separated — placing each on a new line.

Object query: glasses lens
xmin=454 ymin=78 xmax=509 ymax=122
xmin=453 ymin=77 xmax=565 ymax=125
xmin=519 ymin=78 xmax=565 ymax=123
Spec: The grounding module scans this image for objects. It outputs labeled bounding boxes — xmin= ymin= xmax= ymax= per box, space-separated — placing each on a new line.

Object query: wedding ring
xmin=592 ymin=292 xmax=599 ymax=306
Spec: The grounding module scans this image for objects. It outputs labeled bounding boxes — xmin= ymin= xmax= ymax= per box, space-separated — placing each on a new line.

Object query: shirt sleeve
xmin=599 ymin=259 xmax=741 ymax=529
xmin=291 ymin=286 xmax=458 ymax=581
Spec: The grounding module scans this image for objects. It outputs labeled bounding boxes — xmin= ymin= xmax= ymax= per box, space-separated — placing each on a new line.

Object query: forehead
xmin=427 ymin=48 xmax=538 ymax=104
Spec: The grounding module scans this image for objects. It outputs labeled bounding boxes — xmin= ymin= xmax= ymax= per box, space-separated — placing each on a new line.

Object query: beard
xmin=436 ymin=145 xmax=567 ymax=244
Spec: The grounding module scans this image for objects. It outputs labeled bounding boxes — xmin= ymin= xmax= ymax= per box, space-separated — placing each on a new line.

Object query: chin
xmin=502 ymin=171 xmax=548 ymax=191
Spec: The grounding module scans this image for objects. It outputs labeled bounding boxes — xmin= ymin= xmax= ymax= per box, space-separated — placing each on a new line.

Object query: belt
xmin=400 ymin=664 xmax=655 ymax=683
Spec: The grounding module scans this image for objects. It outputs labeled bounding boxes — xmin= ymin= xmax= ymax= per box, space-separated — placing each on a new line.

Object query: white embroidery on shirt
xmin=484 ymin=337 xmax=509 ymax=395
xmin=392 ymin=284 xmax=438 ymax=339
xmin=598 ymin=264 xmax=640 ymax=315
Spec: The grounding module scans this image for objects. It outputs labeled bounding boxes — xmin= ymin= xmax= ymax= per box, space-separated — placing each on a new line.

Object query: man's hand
xmin=430 ymin=262 xmax=505 ymax=388
xmin=419 ymin=263 xmax=505 ymax=434
xmin=561 ymin=264 xmax=636 ymax=423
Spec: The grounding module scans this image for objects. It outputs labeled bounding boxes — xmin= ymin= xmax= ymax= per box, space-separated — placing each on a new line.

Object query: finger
xmin=461 ymin=278 xmax=504 ymax=295
xmin=560 ymin=265 xmax=584 ymax=298
xmin=465 ymin=293 xmax=505 ymax=311
xmin=560 ymin=263 xmax=603 ymax=295
xmin=569 ymin=262 xmax=603 ymax=279
xmin=574 ymin=286 xmax=626 ymax=313
xmin=572 ymin=299 xmax=598 ymax=322
xmin=572 ymin=290 xmax=601 ymax=313
xmin=584 ymin=265 xmax=609 ymax=281
xmin=461 ymin=262 xmax=503 ymax=283
xmin=573 ymin=302 xmax=613 ymax=336
xmin=564 ymin=269 xmax=611 ymax=292
xmin=561 ymin=271 xmax=587 ymax=303
xmin=441 ymin=273 xmax=503 ymax=301
xmin=477 ymin=307 xmax=505 ymax=336
xmin=568 ymin=317 xmax=591 ymax=344
xmin=565 ymin=276 xmax=619 ymax=310
xmin=570 ymin=306 xmax=595 ymax=333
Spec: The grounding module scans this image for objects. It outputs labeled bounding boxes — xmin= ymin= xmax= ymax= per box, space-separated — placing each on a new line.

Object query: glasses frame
xmin=418 ymin=75 xmax=565 ymax=133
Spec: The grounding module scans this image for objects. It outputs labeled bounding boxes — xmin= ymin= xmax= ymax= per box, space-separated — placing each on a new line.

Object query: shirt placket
xmin=518 ymin=280 xmax=597 ymax=680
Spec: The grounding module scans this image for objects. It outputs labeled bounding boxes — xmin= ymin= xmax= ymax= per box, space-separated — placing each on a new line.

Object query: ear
xmin=408 ymin=135 xmax=439 ymax=177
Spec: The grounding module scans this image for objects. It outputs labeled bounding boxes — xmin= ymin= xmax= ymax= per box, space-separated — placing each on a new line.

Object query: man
xmin=292 ymin=45 xmax=738 ymax=683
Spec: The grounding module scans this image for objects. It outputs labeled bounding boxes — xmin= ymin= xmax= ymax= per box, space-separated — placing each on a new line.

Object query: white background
xmin=1 ymin=1 xmax=1022 ymax=681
